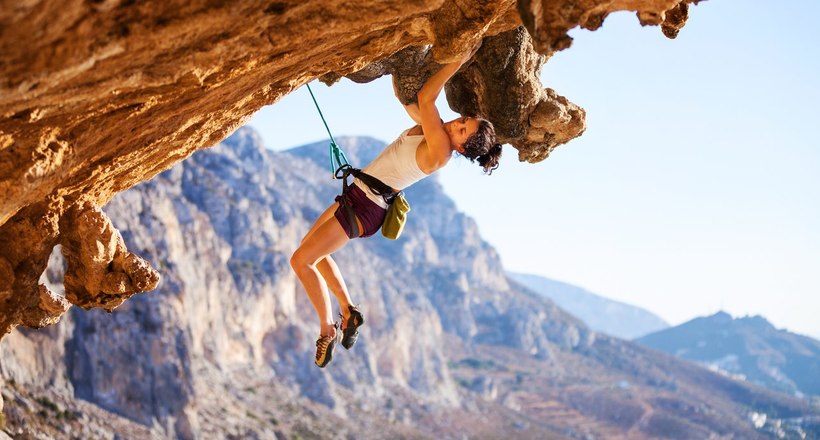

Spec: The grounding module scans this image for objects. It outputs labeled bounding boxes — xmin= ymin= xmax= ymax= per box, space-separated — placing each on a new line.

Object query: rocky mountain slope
xmin=2 ymin=128 xmax=818 ymax=439
xmin=508 ymin=272 xmax=669 ymax=340
xmin=1 ymin=0 xmax=704 ymax=339
xmin=637 ymin=311 xmax=820 ymax=400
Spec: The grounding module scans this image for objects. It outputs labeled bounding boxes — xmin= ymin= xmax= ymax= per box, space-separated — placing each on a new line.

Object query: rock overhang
xmin=0 ymin=0 xmax=702 ymax=337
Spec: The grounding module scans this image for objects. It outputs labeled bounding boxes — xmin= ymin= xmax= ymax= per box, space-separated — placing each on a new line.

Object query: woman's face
xmin=446 ymin=116 xmax=480 ymax=152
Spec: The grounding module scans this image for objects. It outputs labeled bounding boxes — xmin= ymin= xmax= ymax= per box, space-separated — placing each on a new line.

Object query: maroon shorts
xmin=334 ymin=184 xmax=387 ymax=238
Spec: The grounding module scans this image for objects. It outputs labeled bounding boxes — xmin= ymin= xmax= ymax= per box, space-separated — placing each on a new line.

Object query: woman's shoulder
xmin=405 ymin=125 xmax=424 ymax=137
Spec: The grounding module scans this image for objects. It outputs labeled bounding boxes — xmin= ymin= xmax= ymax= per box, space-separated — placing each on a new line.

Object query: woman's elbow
xmin=417 ymin=88 xmax=435 ymax=104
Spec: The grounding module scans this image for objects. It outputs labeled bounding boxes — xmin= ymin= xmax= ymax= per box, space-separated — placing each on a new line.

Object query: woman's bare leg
xmin=317 ymin=256 xmax=353 ymax=312
xmin=299 ymin=203 xmax=359 ymax=318
xmin=291 ymin=205 xmax=353 ymax=336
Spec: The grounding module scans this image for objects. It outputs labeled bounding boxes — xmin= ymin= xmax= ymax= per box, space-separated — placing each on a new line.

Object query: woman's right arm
xmin=416 ymin=51 xmax=475 ymax=169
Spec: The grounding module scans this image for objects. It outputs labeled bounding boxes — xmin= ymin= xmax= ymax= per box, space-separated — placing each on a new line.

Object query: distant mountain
xmin=637 ymin=311 xmax=820 ymax=399
xmin=2 ymin=128 xmax=819 ymax=439
xmin=508 ymin=272 xmax=669 ymax=340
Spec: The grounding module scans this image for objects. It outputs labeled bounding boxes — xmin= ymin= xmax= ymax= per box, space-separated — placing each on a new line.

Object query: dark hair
xmin=461 ymin=118 xmax=502 ymax=174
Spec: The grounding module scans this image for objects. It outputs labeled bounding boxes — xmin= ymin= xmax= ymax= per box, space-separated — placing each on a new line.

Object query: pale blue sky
xmin=248 ymin=0 xmax=820 ymax=339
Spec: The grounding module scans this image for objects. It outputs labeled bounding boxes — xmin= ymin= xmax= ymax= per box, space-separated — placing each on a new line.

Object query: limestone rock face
xmin=61 ymin=203 xmax=159 ymax=310
xmin=349 ymin=27 xmax=587 ymax=162
xmin=517 ymin=0 xmax=695 ymax=53
xmin=1 ymin=0 xmax=700 ymax=337
xmin=1 ymin=128 xmax=816 ymax=439
xmin=447 ymin=26 xmax=587 ymax=162
xmin=0 ymin=129 xmax=593 ymax=438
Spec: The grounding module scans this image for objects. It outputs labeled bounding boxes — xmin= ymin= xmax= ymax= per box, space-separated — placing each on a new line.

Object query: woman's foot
xmin=314 ymin=322 xmax=341 ymax=368
xmin=341 ymin=305 xmax=365 ymax=350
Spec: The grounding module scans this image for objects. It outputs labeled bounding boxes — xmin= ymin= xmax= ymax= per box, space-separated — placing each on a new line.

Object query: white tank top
xmin=354 ymin=128 xmax=429 ymax=208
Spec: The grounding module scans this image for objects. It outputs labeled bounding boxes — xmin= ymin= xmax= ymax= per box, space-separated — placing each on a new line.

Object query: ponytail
xmin=477 ymin=143 xmax=502 ymax=175
xmin=462 ymin=118 xmax=502 ymax=175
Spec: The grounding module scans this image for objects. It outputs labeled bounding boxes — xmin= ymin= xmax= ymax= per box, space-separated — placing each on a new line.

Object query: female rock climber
xmin=290 ymin=44 xmax=503 ymax=368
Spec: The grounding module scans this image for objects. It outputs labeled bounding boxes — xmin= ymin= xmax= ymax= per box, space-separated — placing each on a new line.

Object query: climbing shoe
xmin=341 ymin=305 xmax=364 ymax=350
xmin=314 ymin=322 xmax=341 ymax=368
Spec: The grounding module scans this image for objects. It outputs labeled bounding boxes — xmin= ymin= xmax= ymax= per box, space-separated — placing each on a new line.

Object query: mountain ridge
xmin=637 ymin=311 xmax=820 ymax=400
xmin=1 ymin=127 xmax=817 ymax=439
xmin=508 ymin=271 xmax=669 ymax=340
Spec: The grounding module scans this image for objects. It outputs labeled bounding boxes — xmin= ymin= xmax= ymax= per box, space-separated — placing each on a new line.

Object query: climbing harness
xmin=305 ymin=84 xmax=410 ymax=240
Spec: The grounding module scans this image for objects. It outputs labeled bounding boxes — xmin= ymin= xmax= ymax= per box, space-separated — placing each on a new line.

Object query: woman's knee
xmin=290 ymin=248 xmax=311 ymax=273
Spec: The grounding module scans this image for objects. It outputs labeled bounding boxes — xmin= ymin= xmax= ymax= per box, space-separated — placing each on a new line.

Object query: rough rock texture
xmin=348 ymin=27 xmax=587 ymax=162
xmin=447 ymin=26 xmax=587 ymax=161
xmin=60 ymin=203 xmax=159 ymax=310
xmin=2 ymin=0 xmax=700 ymax=337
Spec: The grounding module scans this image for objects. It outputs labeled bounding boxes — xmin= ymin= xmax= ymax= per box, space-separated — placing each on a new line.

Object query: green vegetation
xmin=36 ymin=397 xmax=59 ymax=412
xmin=246 ymin=411 xmax=260 ymax=422
xmin=449 ymin=357 xmax=504 ymax=371
xmin=56 ymin=409 xmax=81 ymax=421
xmin=455 ymin=378 xmax=471 ymax=389
xmin=291 ymin=421 xmax=324 ymax=440
xmin=32 ymin=395 xmax=79 ymax=422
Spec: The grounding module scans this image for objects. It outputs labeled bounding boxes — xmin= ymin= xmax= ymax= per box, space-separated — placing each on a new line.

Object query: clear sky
xmin=248 ymin=0 xmax=820 ymax=339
